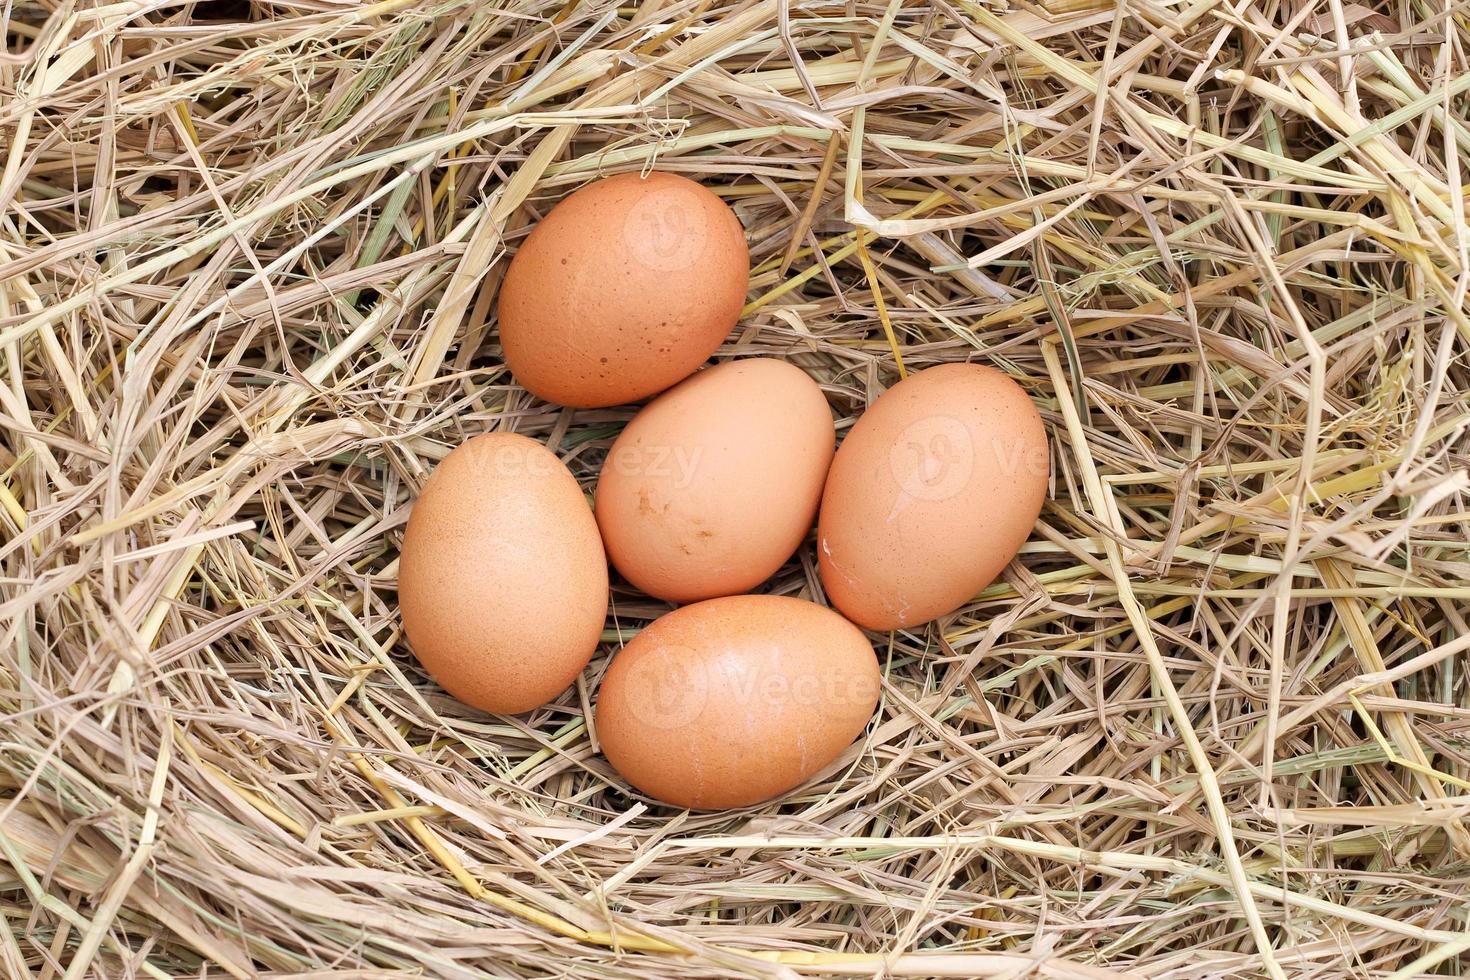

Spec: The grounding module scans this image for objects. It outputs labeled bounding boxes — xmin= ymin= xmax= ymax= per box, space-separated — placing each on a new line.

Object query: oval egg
xmin=595 ymin=358 xmax=834 ymax=603
xmin=595 ymin=595 xmax=880 ymax=809
xmin=818 ymin=363 xmax=1048 ymax=630
xmin=498 ymin=171 xmax=750 ymax=408
xmin=398 ymin=432 xmax=608 ymax=714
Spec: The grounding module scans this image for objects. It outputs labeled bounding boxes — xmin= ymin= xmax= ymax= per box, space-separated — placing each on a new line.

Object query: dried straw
xmin=3 ymin=0 xmax=1469 ymax=976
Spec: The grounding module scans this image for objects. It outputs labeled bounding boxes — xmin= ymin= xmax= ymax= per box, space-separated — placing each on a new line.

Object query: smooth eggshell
xmin=595 ymin=595 xmax=880 ymax=809
xmin=818 ymin=363 xmax=1048 ymax=630
xmin=498 ymin=171 xmax=750 ymax=408
xmin=398 ymin=432 xmax=608 ymax=714
xmin=594 ymin=358 xmax=834 ymax=603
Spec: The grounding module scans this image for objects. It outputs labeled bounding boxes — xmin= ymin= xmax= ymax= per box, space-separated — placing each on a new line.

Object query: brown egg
xmin=594 ymin=358 xmax=834 ymax=603
xmin=595 ymin=595 xmax=880 ymax=809
xmin=818 ymin=363 xmax=1048 ymax=630
xmin=498 ymin=171 xmax=750 ymax=408
xmin=398 ymin=432 xmax=608 ymax=714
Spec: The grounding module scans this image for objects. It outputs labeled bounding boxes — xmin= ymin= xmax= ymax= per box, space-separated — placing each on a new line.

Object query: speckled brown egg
xmin=817 ymin=363 xmax=1048 ymax=631
xmin=398 ymin=432 xmax=608 ymax=714
xmin=595 ymin=595 xmax=880 ymax=809
xmin=498 ymin=171 xmax=750 ymax=408
xmin=594 ymin=358 xmax=834 ymax=603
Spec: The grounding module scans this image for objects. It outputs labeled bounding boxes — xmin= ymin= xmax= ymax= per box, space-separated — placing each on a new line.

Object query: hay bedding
xmin=1 ymin=0 xmax=1468 ymax=976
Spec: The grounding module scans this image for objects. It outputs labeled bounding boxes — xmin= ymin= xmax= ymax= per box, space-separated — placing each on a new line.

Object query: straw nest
xmin=3 ymin=0 xmax=1469 ymax=976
